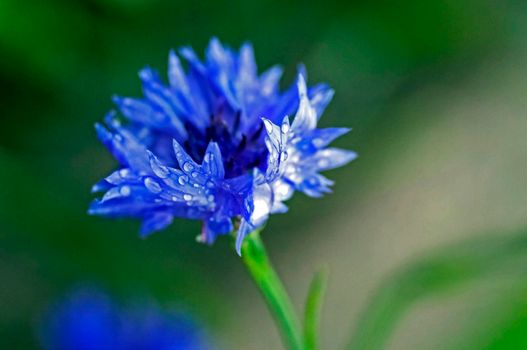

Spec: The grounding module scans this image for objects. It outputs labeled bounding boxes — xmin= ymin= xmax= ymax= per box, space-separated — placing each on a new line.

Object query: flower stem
xmin=241 ymin=229 xmax=304 ymax=350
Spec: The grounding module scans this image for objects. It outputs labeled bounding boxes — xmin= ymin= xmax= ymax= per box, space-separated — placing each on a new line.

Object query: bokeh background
xmin=2 ymin=0 xmax=527 ymax=348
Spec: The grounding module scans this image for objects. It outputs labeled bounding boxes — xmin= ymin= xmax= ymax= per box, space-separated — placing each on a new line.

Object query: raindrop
xmin=280 ymin=152 xmax=288 ymax=162
xmin=289 ymin=173 xmax=301 ymax=183
xmin=144 ymin=178 xmax=162 ymax=194
xmin=178 ymin=175 xmax=188 ymax=185
xmin=119 ymin=169 xmax=130 ymax=178
xmin=312 ymin=138 xmax=324 ymax=148
xmin=120 ymin=186 xmax=131 ymax=196
xmin=151 ymin=161 xmax=169 ymax=179
xmin=318 ymin=159 xmax=329 ymax=168
xmin=183 ymin=162 xmax=194 ymax=172
xmin=183 ymin=194 xmax=193 ymax=201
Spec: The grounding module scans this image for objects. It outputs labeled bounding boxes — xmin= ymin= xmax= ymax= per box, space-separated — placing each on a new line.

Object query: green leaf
xmin=346 ymin=230 xmax=527 ymax=350
xmin=303 ymin=267 xmax=329 ymax=350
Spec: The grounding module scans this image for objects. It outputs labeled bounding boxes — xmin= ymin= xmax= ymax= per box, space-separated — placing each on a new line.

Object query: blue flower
xmin=40 ymin=287 xmax=212 ymax=350
xmin=89 ymin=38 xmax=356 ymax=254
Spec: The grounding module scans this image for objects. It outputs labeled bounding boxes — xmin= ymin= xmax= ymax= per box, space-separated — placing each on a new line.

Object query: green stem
xmin=241 ymin=229 xmax=304 ymax=350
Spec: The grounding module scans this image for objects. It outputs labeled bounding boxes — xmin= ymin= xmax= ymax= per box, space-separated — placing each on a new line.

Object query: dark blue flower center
xmin=165 ymin=112 xmax=268 ymax=179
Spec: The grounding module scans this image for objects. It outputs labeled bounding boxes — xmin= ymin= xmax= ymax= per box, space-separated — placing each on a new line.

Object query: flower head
xmin=40 ymin=287 xmax=211 ymax=350
xmin=89 ymin=38 xmax=356 ymax=254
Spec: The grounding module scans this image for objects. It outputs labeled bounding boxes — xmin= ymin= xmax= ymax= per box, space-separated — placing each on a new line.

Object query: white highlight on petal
xmin=251 ymin=196 xmax=271 ymax=224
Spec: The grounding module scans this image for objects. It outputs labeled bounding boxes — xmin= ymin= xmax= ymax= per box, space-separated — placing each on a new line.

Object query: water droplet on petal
xmin=312 ymin=138 xmax=324 ymax=148
xmin=120 ymin=186 xmax=131 ymax=196
xmin=280 ymin=152 xmax=288 ymax=161
xmin=191 ymin=171 xmax=199 ymax=178
xmin=119 ymin=169 xmax=130 ymax=178
xmin=207 ymin=194 xmax=215 ymax=202
xmin=183 ymin=194 xmax=193 ymax=201
xmin=144 ymin=177 xmax=162 ymax=193
xmin=183 ymin=162 xmax=194 ymax=172
xmin=178 ymin=175 xmax=188 ymax=185
xmin=151 ymin=161 xmax=169 ymax=179
xmin=318 ymin=159 xmax=329 ymax=168
xmin=289 ymin=173 xmax=301 ymax=183
xmin=206 ymin=180 xmax=215 ymax=188
xmin=281 ymin=123 xmax=290 ymax=133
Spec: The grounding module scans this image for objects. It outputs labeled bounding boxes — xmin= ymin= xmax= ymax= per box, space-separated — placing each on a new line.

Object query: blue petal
xmin=140 ymin=211 xmax=174 ymax=237
xmin=309 ymin=83 xmax=334 ymax=118
xmin=168 ymin=49 xmax=189 ymax=93
xmin=247 ymin=172 xmax=272 ymax=226
xmin=267 ymin=68 xmax=304 ymax=124
xmin=201 ymin=213 xmax=233 ymax=245
xmin=259 ymin=65 xmax=283 ymax=97
xmin=147 ymin=151 xmax=213 ymax=207
xmin=172 ymin=140 xmax=200 ymax=174
xmin=238 ymin=42 xmax=257 ymax=78
xmin=179 ymin=46 xmax=214 ymax=116
xmin=236 ymin=219 xmax=254 ymax=256
xmin=270 ymin=179 xmax=294 ymax=213
xmin=297 ymin=173 xmax=334 ymax=198
xmin=202 ymin=142 xmax=225 ymax=179
xmin=312 ymin=148 xmax=358 ymax=171
xmin=206 ymin=37 xmax=235 ymax=72
xmin=138 ymin=68 xmax=188 ymax=138
xmin=91 ymin=168 xmax=137 ymax=193
xmin=263 ymin=116 xmax=290 ymax=182
xmin=310 ymin=127 xmax=350 ymax=149
xmin=291 ymin=74 xmax=317 ymax=134
xmin=95 ymin=116 xmax=150 ymax=172
xmin=88 ymin=192 xmax=156 ymax=218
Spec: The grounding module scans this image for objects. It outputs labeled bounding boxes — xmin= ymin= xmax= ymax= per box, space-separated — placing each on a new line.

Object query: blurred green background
xmin=2 ymin=0 xmax=527 ymax=348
